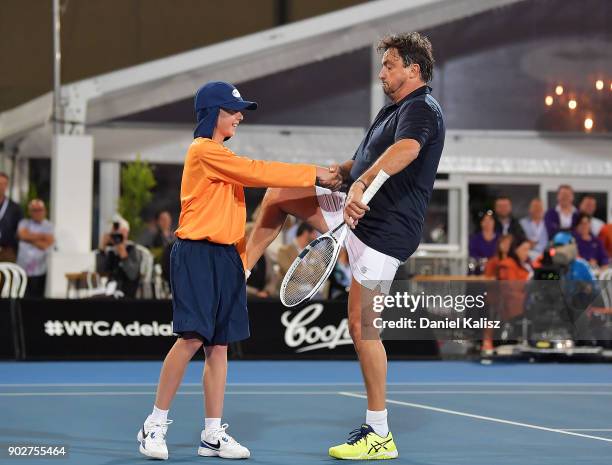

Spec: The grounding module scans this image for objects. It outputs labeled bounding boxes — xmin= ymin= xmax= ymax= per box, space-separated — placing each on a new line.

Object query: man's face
xmin=580 ymin=197 xmax=596 ymax=215
xmin=379 ymin=48 xmax=415 ymax=99
xmin=495 ymin=199 xmax=512 ymax=218
xmin=28 ymin=202 xmax=46 ymax=222
xmin=297 ymin=229 xmax=317 ymax=247
xmin=529 ymin=199 xmax=543 ymax=219
xmin=158 ymin=212 xmax=172 ymax=230
xmin=557 ymin=187 xmax=574 ymax=206
xmin=0 ymin=176 xmax=8 ymax=197
xmin=307 ymin=230 xmax=318 ymax=242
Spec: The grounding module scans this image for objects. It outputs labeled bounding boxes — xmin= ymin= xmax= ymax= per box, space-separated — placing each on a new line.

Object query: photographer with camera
xmin=96 ymin=215 xmax=141 ymax=298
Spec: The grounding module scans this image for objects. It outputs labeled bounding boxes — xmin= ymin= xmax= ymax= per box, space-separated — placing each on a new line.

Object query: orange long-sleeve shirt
xmin=175 ymin=138 xmax=317 ymax=268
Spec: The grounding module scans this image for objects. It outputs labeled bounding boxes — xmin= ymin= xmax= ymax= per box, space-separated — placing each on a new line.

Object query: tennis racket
xmin=279 ymin=170 xmax=390 ymax=307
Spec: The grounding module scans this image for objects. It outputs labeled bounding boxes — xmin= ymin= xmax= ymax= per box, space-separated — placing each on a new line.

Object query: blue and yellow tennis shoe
xmin=329 ymin=424 xmax=398 ymax=460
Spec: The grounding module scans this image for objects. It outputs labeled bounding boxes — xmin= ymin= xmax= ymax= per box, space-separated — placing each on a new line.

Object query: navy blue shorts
xmin=170 ymin=238 xmax=249 ymax=345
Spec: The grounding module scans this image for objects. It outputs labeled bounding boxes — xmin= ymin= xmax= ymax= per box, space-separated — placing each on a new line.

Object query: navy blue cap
xmin=195 ymin=81 xmax=257 ymax=112
xmin=193 ymin=82 xmax=257 ymax=139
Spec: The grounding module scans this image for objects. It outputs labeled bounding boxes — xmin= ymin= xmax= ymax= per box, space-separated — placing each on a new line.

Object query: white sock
xmin=366 ymin=409 xmax=388 ymax=437
xmin=205 ymin=417 xmax=221 ymax=431
xmin=148 ymin=405 xmax=168 ymax=423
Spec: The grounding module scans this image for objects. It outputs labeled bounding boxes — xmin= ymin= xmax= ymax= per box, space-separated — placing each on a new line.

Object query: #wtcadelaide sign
xmin=12 ymin=298 xmax=437 ymax=360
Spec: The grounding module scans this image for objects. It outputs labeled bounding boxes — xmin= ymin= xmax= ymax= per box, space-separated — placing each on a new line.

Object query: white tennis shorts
xmin=315 ymin=186 xmax=401 ymax=294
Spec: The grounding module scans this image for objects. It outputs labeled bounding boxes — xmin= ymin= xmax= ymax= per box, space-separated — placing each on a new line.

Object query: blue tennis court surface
xmin=2 ymin=361 xmax=611 ymax=464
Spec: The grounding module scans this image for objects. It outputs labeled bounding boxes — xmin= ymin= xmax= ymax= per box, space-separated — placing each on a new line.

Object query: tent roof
xmin=0 ymin=0 xmax=524 ymax=144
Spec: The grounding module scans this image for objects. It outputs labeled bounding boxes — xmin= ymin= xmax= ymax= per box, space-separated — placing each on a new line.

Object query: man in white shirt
xmin=579 ymin=195 xmax=605 ymax=236
xmin=544 ymin=185 xmax=579 ymax=237
xmin=519 ymin=198 xmax=548 ymax=260
xmin=17 ymin=199 xmax=54 ymax=297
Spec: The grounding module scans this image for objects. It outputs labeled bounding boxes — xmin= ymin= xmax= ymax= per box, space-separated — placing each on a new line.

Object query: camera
xmin=111 ymin=233 xmax=124 ymax=245
xmin=109 ymin=221 xmax=123 ymax=245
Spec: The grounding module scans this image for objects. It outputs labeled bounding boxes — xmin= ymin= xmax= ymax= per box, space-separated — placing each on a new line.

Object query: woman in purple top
xmin=573 ymin=213 xmax=609 ymax=269
xmin=469 ymin=210 xmax=498 ymax=260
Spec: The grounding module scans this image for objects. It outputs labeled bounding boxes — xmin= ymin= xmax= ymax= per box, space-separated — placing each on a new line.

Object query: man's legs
xmin=246 ymin=187 xmax=329 ymax=270
xmin=347 ymin=277 xmax=387 ymax=412
xmin=328 ymin=277 xmax=397 ymax=459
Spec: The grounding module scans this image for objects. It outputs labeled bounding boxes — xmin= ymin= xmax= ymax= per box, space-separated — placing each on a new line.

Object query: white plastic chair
xmin=0 ymin=263 xmax=27 ymax=298
xmin=0 ymin=266 xmax=11 ymax=298
xmin=7 ymin=263 xmax=27 ymax=298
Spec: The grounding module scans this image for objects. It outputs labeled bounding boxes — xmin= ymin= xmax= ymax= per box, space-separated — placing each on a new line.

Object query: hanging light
xmin=555 ymin=85 xmax=564 ymax=95
xmin=595 ymin=80 xmax=604 ymax=90
xmin=568 ymin=99 xmax=577 ymax=110
xmin=545 ymin=95 xmax=553 ymax=106
xmin=584 ymin=117 xmax=594 ymax=131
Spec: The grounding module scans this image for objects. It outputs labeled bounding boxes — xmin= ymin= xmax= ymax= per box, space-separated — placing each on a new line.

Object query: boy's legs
xmin=198 ymin=344 xmax=250 ymax=459
xmin=203 ymin=344 xmax=228 ymax=419
xmin=155 ymin=337 xmax=204 ymax=409
xmin=139 ymin=337 xmax=203 ymax=460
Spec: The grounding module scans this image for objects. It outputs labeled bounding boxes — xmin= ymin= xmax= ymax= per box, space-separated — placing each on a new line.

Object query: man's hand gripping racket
xmin=280 ymin=170 xmax=390 ymax=307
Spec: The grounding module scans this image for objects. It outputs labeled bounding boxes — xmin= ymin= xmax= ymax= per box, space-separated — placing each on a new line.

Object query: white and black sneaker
xmin=137 ymin=417 xmax=173 ymax=460
xmin=198 ymin=423 xmax=250 ymax=459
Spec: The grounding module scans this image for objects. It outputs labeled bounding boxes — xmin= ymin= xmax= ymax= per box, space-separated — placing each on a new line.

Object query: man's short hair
xmin=296 ymin=222 xmax=315 ymax=237
xmin=495 ymin=196 xmax=511 ymax=203
xmin=111 ymin=213 xmax=130 ymax=231
xmin=377 ymin=32 xmax=434 ymax=83
xmin=558 ymin=184 xmax=573 ymax=193
xmin=28 ymin=198 xmax=45 ymax=210
xmin=0 ymin=172 xmax=9 ymax=181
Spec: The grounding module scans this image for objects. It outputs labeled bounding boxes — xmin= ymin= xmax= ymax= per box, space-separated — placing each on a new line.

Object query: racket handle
xmin=361 ymin=170 xmax=390 ymax=205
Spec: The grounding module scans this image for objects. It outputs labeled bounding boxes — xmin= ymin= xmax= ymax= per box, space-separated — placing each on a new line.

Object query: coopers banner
xmin=16 ymin=298 xmax=437 ymax=360
xmin=242 ymin=299 xmax=438 ymax=359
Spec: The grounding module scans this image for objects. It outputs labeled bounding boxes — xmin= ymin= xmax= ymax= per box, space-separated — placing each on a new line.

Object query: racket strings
xmin=282 ymin=237 xmax=337 ymax=306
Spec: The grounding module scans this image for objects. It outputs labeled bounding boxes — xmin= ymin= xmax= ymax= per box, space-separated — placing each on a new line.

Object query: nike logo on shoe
xmin=200 ymin=440 xmax=221 ymax=450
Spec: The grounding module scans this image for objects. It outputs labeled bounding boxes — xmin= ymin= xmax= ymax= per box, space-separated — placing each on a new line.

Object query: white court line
xmin=0 ymin=390 xmax=342 ymax=397
xmin=339 ymin=392 xmax=612 ymax=444
xmin=2 ymin=390 xmax=611 ymax=397
xmin=2 ymin=382 xmax=612 ymax=387
xmin=386 ymin=390 xmax=612 ymax=395
xmin=559 ymin=429 xmax=612 ymax=432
